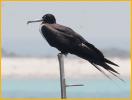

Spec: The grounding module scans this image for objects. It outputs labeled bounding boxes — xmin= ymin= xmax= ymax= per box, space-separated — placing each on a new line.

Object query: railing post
xmin=58 ymin=53 xmax=66 ymax=99
xmin=58 ymin=53 xmax=84 ymax=98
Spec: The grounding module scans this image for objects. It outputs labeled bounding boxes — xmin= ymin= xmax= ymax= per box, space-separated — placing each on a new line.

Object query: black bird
xmin=27 ymin=14 xmax=123 ymax=81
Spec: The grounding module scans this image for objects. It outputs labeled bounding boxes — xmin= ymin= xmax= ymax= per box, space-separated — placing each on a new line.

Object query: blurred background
xmin=2 ymin=2 xmax=130 ymax=98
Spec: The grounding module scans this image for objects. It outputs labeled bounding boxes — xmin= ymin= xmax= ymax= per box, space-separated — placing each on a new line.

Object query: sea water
xmin=2 ymin=57 xmax=130 ymax=98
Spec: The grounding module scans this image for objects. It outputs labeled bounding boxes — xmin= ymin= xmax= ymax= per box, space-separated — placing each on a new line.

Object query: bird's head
xmin=42 ymin=14 xmax=56 ymax=24
xmin=27 ymin=14 xmax=56 ymax=24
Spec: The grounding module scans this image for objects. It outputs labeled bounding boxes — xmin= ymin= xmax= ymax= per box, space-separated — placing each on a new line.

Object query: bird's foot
xmin=58 ymin=52 xmax=68 ymax=56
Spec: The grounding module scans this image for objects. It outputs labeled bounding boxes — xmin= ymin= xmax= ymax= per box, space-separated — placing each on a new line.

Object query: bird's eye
xmin=42 ymin=15 xmax=46 ymax=19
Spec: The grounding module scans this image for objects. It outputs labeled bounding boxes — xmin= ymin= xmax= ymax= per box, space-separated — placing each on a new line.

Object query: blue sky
xmin=2 ymin=2 xmax=130 ymax=56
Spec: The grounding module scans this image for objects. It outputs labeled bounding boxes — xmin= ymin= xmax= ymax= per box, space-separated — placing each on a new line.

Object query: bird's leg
xmin=59 ymin=50 xmax=68 ymax=56
xmin=58 ymin=52 xmax=67 ymax=56
xmin=63 ymin=53 xmax=68 ymax=56
xmin=58 ymin=52 xmax=63 ymax=55
xmin=61 ymin=51 xmax=68 ymax=56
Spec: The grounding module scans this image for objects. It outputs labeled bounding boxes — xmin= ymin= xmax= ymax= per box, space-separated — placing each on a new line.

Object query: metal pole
xmin=58 ymin=53 xmax=66 ymax=99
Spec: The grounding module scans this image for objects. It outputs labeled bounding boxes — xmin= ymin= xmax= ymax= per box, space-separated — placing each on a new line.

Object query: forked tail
xmin=104 ymin=58 xmax=119 ymax=67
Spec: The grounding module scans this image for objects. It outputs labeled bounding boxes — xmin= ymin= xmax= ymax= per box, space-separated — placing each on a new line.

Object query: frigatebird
xmin=27 ymin=14 xmax=123 ymax=81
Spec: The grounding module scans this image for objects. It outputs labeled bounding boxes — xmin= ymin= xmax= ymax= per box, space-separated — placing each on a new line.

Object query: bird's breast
xmin=40 ymin=24 xmax=60 ymax=47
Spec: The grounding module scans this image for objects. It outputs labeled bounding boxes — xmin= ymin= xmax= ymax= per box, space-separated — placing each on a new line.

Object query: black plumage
xmin=27 ymin=14 xmax=123 ymax=81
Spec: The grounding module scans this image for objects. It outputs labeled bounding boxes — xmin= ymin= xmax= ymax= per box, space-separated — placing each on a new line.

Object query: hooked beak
xmin=27 ymin=19 xmax=43 ymax=24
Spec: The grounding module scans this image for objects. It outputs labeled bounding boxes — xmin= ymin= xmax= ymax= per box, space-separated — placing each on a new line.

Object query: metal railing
xmin=58 ymin=53 xmax=84 ymax=99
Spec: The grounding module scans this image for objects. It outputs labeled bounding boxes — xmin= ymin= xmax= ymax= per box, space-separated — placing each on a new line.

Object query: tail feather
xmin=90 ymin=62 xmax=124 ymax=82
xmin=90 ymin=63 xmax=112 ymax=80
xmin=104 ymin=58 xmax=119 ymax=67
xmin=108 ymin=70 xmax=125 ymax=82
xmin=101 ymin=63 xmax=119 ymax=74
